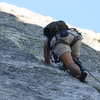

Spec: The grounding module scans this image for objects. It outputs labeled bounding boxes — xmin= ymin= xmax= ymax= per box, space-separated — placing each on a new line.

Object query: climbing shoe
xmin=79 ymin=71 xmax=87 ymax=83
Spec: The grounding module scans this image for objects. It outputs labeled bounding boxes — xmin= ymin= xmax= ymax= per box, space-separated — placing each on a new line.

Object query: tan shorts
xmin=53 ymin=40 xmax=82 ymax=58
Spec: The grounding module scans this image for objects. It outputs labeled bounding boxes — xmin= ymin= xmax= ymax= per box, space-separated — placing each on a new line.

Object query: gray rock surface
xmin=0 ymin=2 xmax=100 ymax=100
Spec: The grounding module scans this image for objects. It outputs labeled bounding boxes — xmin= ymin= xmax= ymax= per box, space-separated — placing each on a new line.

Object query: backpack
xmin=43 ymin=20 xmax=82 ymax=48
xmin=43 ymin=20 xmax=69 ymax=39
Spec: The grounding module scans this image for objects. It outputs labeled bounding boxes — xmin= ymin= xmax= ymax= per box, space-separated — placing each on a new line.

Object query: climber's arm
xmin=44 ymin=39 xmax=50 ymax=64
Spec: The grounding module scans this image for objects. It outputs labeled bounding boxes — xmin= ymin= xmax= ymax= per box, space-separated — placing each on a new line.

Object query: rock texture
xmin=0 ymin=2 xmax=100 ymax=100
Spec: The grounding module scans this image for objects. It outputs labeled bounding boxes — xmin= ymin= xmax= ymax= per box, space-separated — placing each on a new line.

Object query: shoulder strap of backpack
xmin=70 ymin=36 xmax=79 ymax=47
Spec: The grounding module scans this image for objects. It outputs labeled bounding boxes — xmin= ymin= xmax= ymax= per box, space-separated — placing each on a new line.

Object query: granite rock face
xmin=0 ymin=2 xmax=100 ymax=100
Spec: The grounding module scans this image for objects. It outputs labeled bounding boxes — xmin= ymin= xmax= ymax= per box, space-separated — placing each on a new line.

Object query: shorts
xmin=52 ymin=40 xmax=82 ymax=58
